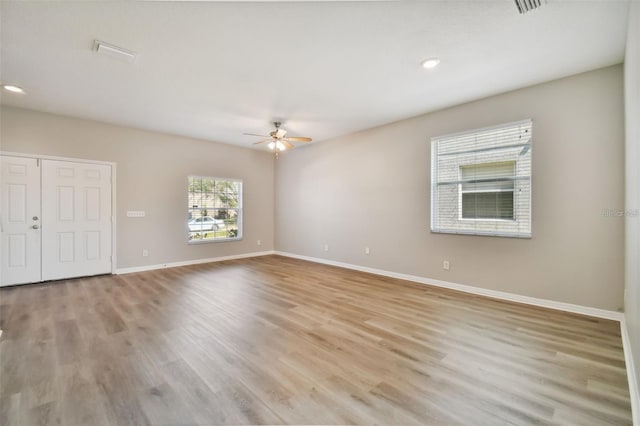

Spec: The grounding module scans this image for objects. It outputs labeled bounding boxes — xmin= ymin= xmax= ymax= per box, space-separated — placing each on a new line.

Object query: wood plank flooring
xmin=0 ymin=255 xmax=632 ymax=425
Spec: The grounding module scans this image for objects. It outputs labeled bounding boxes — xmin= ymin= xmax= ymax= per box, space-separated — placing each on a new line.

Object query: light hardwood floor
xmin=0 ymin=255 xmax=632 ymax=425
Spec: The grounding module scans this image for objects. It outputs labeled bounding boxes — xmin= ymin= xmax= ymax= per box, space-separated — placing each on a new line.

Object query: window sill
xmin=188 ymin=237 xmax=243 ymax=245
xmin=431 ymin=229 xmax=532 ymax=239
xmin=458 ymin=218 xmax=517 ymax=222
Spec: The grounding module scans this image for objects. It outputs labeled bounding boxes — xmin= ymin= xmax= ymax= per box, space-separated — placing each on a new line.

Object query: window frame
xmin=430 ymin=120 xmax=532 ymax=238
xmin=187 ymin=175 xmax=243 ymax=244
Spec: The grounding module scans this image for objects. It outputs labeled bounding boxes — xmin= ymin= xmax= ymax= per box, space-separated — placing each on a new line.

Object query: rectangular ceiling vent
xmin=514 ymin=0 xmax=545 ymax=14
xmin=93 ymin=40 xmax=137 ymax=63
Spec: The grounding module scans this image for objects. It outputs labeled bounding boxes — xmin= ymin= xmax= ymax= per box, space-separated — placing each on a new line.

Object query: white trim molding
xmin=0 ymin=151 xmax=116 ymax=167
xmin=274 ymin=251 xmax=624 ymax=321
xmin=116 ymin=250 xmax=275 ymax=274
xmin=621 ymin=319 xmax=640 ymax=426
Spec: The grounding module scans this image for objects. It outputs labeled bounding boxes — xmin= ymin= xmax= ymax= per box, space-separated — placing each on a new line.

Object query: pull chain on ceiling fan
xmin=244 ymin=122 xmax=312 ymax=157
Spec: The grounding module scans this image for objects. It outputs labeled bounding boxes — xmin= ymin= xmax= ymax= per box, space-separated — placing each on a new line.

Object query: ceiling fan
xmin=244 ymin=122 xmax=312 ymax=152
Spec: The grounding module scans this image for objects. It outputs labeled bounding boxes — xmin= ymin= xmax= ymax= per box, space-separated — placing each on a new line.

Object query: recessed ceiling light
xmin=421 ymin=58 xmax=440 ymax=69
xmin=2 ymin=84 xmax=25 ymax=94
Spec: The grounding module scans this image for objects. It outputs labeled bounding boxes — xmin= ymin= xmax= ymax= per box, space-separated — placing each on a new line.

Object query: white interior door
xmin=42 ymin=160 xmax=112 ymax=281
xmin=1 ymin=156 xmax=42 ymax=286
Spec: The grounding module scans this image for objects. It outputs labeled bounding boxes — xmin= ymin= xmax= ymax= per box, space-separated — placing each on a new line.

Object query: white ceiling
xmin=0 ymin=0 xmax=630 ymax=148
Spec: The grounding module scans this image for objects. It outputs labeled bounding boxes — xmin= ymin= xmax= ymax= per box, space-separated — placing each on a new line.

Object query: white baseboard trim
xmin=116 ymin=250 xmax=275 ymax=275
xmin=621 ymin=319 xmax=640 ymax=426
xmin=274 ymin=251 xmax=624 ymax=322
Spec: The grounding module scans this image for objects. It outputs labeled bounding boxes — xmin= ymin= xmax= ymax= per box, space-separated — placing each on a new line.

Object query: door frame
xmin=1 ymin=151 xmax=117 ymax=275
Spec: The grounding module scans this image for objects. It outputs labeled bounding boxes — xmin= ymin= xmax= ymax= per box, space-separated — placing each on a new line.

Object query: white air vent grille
xmin=514 ymin=0 xmax=545 ymax=14
xmin=93 ymin=40 xmax=137 ymax=63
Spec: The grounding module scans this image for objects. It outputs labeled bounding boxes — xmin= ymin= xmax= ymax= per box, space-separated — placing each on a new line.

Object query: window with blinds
xmin=431 ymin=120 xmax=532 ymax=238
xmin=188 ymin=176 xmax=243 ymax=243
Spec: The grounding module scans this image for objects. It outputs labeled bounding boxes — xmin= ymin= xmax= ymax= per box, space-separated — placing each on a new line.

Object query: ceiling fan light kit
xmin=268 ymin=141 xmax=286 ymax=151
xmin=244 ymin=121 xmax=313 ymax=157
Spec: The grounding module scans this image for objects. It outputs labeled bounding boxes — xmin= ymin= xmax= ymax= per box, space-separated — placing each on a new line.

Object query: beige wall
xmin=624 ymin=2 xmax=640 ymax=396
xmin=0 ymin=67 xmax=627 ymax=313
xmin=0 ymin=107 xmax=275 ymax=269
xmin=276 ymin=65 xmax=625 ymax=311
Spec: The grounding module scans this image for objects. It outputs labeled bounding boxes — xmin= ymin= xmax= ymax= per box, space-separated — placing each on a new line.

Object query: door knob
xmin=32 ymin=224 xmax=40 ymax=229
xmin=32 ymin=216 xmax=39 ymax=220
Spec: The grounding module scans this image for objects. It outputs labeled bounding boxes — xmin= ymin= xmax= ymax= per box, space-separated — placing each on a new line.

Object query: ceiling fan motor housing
xmin=244 ymin=121 xmax=311 ymax=149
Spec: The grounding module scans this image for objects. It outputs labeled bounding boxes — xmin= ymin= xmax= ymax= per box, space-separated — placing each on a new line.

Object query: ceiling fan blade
xmin=275 ymin=128 xmax=287 ymax=139
xmin=280 ymin=140 xmax=294 ymax=150
xmin=253 ymin=139 xmax=273 ymax=145
xmin=284 ymin=137 xmax=312 ymax=142
xmin=243 ymin=133 xmax=270 ymax=137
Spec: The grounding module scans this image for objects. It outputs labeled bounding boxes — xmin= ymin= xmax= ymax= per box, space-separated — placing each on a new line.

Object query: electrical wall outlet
xmin=324 ymin=244 xmax=329 ymax=252
xmin=142 ymin=249 xmax=149 ymax=257
xmin=365 ymin=246 xmax=370 ymax=255
xmin=443 ymin=260 xmax=450 ymax=270
xmin=257 ymin=239 xmax=262 ymax=246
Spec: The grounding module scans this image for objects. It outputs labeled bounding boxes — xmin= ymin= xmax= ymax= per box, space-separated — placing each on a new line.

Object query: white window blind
xmin=431 ymin=120 xmax=532 ymax=238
